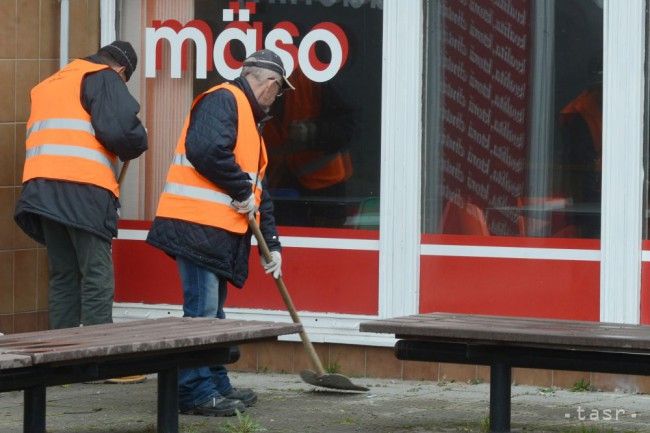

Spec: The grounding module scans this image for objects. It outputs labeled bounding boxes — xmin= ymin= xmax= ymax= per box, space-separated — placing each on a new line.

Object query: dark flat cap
xmin=243 ymin=49 xmax=295 ymax=90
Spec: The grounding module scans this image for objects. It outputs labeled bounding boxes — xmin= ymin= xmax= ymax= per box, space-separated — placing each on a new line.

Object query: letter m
xmin=145 ymin=20 xmax=213 ymax=79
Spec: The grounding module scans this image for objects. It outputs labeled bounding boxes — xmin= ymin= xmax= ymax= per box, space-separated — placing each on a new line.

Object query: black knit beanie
xmin=98 ymin=40 xmax=138 ymax=81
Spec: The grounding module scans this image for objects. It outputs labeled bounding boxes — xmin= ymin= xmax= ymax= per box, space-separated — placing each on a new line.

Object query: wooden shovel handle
xmin=117 ymin=160 xmax=130 ymax=186
xmin=248 ymin=215 xmax=326 ymax=375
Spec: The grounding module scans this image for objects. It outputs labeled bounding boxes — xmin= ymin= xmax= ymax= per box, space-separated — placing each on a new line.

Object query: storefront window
xmin=192 ymin=0 xmax=383 ymax=229
xmin=423 ymin=0 xmax=603 ymax=238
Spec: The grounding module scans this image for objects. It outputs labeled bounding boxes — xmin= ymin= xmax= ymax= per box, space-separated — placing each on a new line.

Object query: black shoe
xmin=222 ymin=387 xmax=258 ymax=407
xmin=180 ymin=396 xmax=245 ymax=417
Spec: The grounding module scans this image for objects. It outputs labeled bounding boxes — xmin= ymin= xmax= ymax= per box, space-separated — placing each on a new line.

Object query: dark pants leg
xmin=41 ymin=217 xmax=114 ymax=329
xmin=71 ymin=225 xmax=114 ymax=326
xmin=176 ymin=256 xmax=232 ymax=411
xmin=41 ymin=218 xmax=82 ymax=329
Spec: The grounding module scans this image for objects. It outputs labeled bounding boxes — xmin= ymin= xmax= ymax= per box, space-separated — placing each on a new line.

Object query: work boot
xmin=180 ymin=396 xmax=245 ymax=417
xmin=222 ymin=387 xmax=258 ymax=407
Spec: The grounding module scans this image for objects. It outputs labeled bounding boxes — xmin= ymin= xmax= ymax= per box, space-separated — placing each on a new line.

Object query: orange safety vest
xmin=560 ymin=88 xmax=602 ymax=157
xmin=23 ymin=59 xmax=121 ymax=197
xmin=155 ymin=83 xmax=267 ymax=234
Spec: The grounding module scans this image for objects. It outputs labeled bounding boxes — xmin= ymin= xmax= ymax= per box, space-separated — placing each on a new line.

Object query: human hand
xmin=232 ymin=193 xmax=256 ymax=217
xmin=260 ymin=250 xmax=282 ymax=279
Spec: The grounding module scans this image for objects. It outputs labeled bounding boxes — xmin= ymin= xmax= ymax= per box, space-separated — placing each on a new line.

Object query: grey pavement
xmin=1 ymin=371 xmax=650 ymax=432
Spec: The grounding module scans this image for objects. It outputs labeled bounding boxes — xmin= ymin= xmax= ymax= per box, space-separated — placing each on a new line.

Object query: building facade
xmin=0 ymin=0 xmax=101 ymax=334
xmin=3 ymin=0 xmax=650 ymax=389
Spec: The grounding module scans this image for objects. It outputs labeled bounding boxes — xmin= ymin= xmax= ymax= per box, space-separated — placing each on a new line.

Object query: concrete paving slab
xmin=1 ymin=372 xmax=650 ymax=432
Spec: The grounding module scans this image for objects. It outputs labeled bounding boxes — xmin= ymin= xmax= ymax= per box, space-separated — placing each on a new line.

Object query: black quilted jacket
xmin=14 ymin=55 xmax=148 ymax=244
xmin=146 ymin=77 xmax=281 ymax=288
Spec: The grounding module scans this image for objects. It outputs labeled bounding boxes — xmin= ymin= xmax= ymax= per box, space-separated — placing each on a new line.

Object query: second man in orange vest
xmin=14 ymin=41 xmax=147 ymax=330
xmin=147 ymin=49 xmax=293 ymax=416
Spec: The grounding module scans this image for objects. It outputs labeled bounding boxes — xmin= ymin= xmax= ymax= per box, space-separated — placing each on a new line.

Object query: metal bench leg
xmin=24 ymin=385 xmax=46 ymax=433
xmin=158 ymin=367 xmax=179 ymax=433
xmin=489 ymin=362 xmax=511 ymax=433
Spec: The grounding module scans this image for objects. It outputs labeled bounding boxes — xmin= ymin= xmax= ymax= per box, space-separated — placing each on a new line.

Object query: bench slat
xmin=359 ymin=313 xmax=650 ymax=351
xmin=0 ymin=354 xmax=32 ymax=369
xmin=0 ymin=318 xmax=290 ymax=348
xmin=0 ymin=318 xmax=300 ymax=367
xmin=6 ymin=320 xmax=291 ymax=351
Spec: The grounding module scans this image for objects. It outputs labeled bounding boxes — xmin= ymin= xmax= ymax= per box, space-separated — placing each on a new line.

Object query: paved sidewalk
xmin=1 ymin=371 xmax=650 ymax=432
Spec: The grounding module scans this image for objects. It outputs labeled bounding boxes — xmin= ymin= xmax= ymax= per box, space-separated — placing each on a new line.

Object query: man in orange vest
xmin=560 ymin=84 xmax=602 ymax=199
xmin=146 ymin=49 xmax=293 ymax=416
xmin=559 ymin=59 xmax=602 ymax=237
xmin=264 ymin=69 xmax=354 ymax=192
xmin=14 ymin=41 xmax=147 ymax=330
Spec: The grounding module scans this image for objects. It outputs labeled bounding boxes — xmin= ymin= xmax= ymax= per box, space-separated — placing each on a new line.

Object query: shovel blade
xmin=300 ymin=369 xmax=369 ymax=392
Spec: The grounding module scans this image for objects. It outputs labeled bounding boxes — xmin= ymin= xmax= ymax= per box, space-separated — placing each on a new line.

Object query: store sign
xmin=145 ymin=2 xmax=349 ymax=82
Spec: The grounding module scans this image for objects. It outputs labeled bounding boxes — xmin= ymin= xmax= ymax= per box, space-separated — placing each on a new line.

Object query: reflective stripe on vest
xmin=291 ymin=151 xmax=345 ymax=177
xmin=26 ymin=144 xmax=118 ymax=177
xmin=164 ymin=182 xmax=232 ymax=205
xmin=23 ymin=59 xmax=120 ymax=197
xmin=26 ymin=118 xmax=96 ymax=139
xmin=288 ymin=150 xmax=353 ymax=190
xmin=171 ymin=155 xmax=263 ymax=191
xmin=155 ymin=83 xmax=268 ymax=233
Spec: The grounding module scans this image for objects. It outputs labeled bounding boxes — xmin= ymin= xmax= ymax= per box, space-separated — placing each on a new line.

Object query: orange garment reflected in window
xmin=264 ymin=69 xmax=353 ymax=192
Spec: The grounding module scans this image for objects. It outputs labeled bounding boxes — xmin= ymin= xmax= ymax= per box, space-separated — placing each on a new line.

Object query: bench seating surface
xmin=359 ymin=312 xmax=650 ymax=351
xmin=360 ymin=312 xmax=650 ymax=433
xmin=1 ymin=317 xmax=301 ymax=433
xmin=0 ymin=317 xmax=301 ymax=367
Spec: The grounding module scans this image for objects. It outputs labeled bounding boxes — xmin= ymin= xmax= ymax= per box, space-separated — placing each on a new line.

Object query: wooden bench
xmin=0 ymin=317 xmax=301 ymax=433
xmin=360 ymin=312 xmax=650 ymax=433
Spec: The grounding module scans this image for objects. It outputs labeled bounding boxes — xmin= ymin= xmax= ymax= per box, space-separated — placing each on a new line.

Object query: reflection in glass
xmin=193 ymin=0 xmax=383 ymax=229
xmin=423 ymin=0 xmax=603 ymax=238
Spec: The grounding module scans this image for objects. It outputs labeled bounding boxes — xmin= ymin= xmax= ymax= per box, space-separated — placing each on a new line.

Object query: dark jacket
xmin=14 ymin=55 xmax=148 ymax=244
xmin=146 ymin=77 xmax=281 ymax=288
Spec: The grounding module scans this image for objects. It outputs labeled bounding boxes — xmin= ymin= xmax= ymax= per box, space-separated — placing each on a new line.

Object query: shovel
xmin=247 ymin=215 xmax=368 ymax=392
xmin=117 ymin=160 xmax=130 ymax=185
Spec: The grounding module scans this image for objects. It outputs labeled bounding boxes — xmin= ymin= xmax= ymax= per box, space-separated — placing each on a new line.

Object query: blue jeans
xmin=177 ymin=256 xmax=232 ymax=411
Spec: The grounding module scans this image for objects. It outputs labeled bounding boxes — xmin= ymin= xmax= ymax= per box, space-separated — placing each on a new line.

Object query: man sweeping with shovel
xmin=147 ymin=49 xmax=290 ymax=416
xmin=148 ymin=49 xmax=366 ymax=417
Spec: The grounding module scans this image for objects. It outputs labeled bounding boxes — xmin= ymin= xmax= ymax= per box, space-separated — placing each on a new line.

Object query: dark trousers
xmin=40 ymin=217 xmax=114 ymax=329
xmin=176 ymin=256 xmax=232 ymax=411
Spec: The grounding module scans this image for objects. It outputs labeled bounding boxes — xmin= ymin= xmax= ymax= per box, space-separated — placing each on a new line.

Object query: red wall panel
xmin=114 ymin=221 xmax=379 ymax=314
xmin=116 ymin=221 xmax=601 ymax=320
xmin=641 ymin=241 xmax=650 ymax=324
xmin=419 ymin=234 xmax=600 ymax=320
xmin=420 ymin=256 xmax=600 ymax=320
